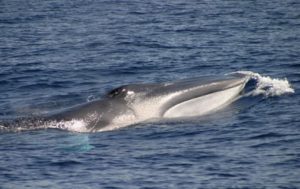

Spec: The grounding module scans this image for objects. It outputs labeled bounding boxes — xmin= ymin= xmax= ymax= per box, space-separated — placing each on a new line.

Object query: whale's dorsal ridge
xmin=106 ymin=83 xmax=163 ymax=99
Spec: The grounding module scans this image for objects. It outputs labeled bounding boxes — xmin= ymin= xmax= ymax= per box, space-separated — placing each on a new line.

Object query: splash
xmin=0 ymin=118 xmax=89 ymax=133
xmin=230 ymin=71 xmax=295 ymax=97
xmin=47 ymin=119 xmax=89 ymax=132
xmin=47 ymin=112 xmax=105 ymax=132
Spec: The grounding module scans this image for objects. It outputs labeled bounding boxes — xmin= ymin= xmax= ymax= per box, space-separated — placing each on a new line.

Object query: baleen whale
xmin=49 ymin=74 xmax=249 ymax=132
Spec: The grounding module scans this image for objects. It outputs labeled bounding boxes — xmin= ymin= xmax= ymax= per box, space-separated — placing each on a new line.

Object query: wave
xmin=229 ymin=71 xmax=295 ymax=97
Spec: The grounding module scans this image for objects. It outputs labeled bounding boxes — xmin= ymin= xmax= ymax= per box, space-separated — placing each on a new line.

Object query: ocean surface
xmin=1 ymin=0 xmax=300 ymax=188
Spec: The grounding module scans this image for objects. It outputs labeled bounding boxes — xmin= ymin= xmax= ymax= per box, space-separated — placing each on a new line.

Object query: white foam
xmin=231 ymin=71 xmax=295 ymax=97
xmin=46 ymin=119 xmax=89 ymax=132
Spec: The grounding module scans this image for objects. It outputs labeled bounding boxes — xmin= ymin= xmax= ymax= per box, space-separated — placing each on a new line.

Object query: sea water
xmin=0 ymin=0 xmax=299 ymax=188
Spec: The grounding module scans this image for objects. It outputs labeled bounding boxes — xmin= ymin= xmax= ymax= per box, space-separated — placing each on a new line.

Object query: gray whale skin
xmin=51 ymin=75 xmax=248 ymax=132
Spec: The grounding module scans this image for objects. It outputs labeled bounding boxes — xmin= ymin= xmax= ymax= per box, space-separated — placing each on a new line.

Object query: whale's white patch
xmin=163 ymin=84 xmax=244 ymax=118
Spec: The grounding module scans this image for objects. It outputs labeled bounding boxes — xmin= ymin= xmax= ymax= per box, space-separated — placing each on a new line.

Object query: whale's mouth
xmin=163 ymin=83 xmax=246 ymax=118
xmin=157 ymin=76 xmax=248 ymax=118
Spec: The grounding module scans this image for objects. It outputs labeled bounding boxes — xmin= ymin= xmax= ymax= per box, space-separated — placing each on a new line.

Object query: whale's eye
xmin=107 ymin=86 xmax=127 ymax=98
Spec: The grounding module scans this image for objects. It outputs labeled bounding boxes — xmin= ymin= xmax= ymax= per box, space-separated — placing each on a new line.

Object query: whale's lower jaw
xmin=163 ymin=84 xmax=245 ymax=118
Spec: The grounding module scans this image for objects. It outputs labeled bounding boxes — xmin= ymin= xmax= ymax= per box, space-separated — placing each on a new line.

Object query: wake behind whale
xmin=0 ymin=71 xmax=294 ymax=133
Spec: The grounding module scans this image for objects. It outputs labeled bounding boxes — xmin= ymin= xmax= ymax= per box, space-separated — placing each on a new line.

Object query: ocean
xmin=0 ymin=0 xmax=299 ymax=188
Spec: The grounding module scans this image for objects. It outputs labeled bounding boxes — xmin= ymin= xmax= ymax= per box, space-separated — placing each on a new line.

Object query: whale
xmin=48 ymin=74 xmax=249 ymax=132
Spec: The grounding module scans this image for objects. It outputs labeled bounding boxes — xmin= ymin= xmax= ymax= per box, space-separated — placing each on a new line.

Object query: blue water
xmin=1 ymin=0 xmax=300 ymax=188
